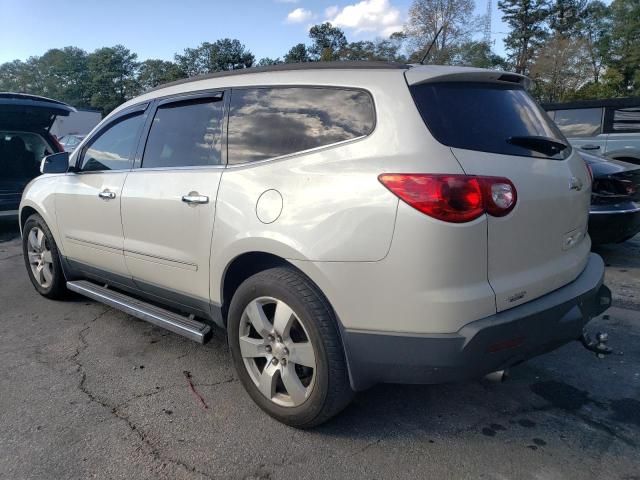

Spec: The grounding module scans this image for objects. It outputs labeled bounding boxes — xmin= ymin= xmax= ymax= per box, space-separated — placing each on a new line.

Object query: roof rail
xmin=149 ymin=61 xmax=410 ymax=92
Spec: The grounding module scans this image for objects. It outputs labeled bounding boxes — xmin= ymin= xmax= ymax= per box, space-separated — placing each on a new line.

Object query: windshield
xmin=410 ymin=82 xmax=570 ymax=160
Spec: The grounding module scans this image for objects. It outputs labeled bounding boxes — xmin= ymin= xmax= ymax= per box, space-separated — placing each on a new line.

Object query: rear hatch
xmin=406 ymin=68 xmax=592 ymax=311
xmin=0 ymin=93 xmax=73 ymax=212
xmin=0 ymin=92 xmax=75 ymax=131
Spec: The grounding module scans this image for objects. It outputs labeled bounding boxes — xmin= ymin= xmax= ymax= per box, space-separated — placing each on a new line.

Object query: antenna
xmin=420 ymin=26 xmax=444 ymax=64
xmin=483 ymin=0 xmax=492 ymax=46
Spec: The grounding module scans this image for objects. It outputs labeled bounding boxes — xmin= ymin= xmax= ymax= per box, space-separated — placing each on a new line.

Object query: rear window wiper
xmin=507 ymin=136 xmax=569 ymax=157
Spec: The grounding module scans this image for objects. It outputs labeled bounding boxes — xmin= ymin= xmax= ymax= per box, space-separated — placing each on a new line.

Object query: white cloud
xmin=286 ymin=7 xmax=314 ymax=23
xmin=326 ymin=0 xmax=403 ymax=37
xmin=325 ymin=5 xmax=339 ymax=17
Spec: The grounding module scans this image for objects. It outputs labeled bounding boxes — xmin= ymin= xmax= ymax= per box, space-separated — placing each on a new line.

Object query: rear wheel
xmin=227 ymin=267 xmax=353 ymax=428
xmin=22 ymin=214 xmax=67 ymax=299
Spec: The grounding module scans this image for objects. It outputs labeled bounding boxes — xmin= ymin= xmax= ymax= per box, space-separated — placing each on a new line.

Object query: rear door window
xmin=80 ymin=113 xmax=144 ymax=172
xmin=227 ymin=87 xmax=375 ymax=165
xmin=141 ymin=94 xmax=225 ymax=168
xmin=611 ymin=106 xmax=640 ymax=133
xmin=553 ymin=108 xmax=603 ymax=137
xmin=410 ymin=82 xmax=570 ymax=159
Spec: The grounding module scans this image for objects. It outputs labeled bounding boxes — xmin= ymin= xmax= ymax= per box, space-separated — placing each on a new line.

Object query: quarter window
xmin=227 ymin=87 xmax=375 ymax=165
xmin=553 ymin=108 xmax=603 ymax=137
xmin=142 ymin=95 xmax=225 ymax=168
xmin=80 ymin=113 xmax=144 ymax=172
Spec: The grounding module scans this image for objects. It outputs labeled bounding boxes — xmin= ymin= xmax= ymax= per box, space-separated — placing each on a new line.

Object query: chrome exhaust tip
xmin=485 ymin=369 xmax=509 ymax=383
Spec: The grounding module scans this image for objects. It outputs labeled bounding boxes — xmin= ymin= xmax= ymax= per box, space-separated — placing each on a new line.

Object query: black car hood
xmin=0 ymin=92 xmax=75 ymax=131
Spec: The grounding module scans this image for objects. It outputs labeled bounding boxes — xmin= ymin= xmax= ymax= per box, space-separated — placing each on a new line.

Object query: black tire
xmin=22 ymin=213 xmax=68 ymax=299
xmin=227 ymin=266 xmax=353 ymax=428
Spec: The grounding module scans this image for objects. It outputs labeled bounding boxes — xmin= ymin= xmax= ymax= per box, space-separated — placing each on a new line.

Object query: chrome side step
xmin=67 ymin=280 xmax=211 ymax=343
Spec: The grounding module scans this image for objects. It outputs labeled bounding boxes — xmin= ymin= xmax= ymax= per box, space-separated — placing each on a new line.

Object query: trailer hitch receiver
xmin=580 ymin=330 xmax=612 ymax=358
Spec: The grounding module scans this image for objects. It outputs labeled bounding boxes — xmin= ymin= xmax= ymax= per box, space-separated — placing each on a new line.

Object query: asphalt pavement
xmin=1 ymin=220 xmax=639 ymax=480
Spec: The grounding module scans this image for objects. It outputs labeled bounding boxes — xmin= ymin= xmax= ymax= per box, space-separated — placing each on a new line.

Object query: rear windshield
xmin=410 ymin=82 xmax=570 ymax=159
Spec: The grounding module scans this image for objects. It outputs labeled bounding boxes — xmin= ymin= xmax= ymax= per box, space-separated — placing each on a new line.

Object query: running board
xmin=67 ymin=280 xmax=211 ymax=343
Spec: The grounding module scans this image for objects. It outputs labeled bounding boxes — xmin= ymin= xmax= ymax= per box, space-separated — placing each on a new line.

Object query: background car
xmin=0 ymin=92 xmax=74 ymax=218
xmin=58 ymin=134 xmax=86 ymax=152
xmin=580 ymin=151 xmax=640 ymax=245
xmin=545 ymin=97 xmax=640 ymax=166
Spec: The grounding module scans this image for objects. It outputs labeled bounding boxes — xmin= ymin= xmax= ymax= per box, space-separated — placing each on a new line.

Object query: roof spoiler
xmin=405 ymin=66 xmax=532 ymax=90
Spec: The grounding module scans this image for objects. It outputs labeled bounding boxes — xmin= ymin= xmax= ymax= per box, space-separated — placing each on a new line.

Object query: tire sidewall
xmin=22 ymin=215 xmax=64 ymax=297
xmin=228 ymin=271 xmax=332 ymax=426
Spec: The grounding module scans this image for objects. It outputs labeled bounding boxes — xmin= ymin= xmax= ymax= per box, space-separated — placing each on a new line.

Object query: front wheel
xmin=22 ymin=214 xmax=67 ymax=299
xmin=227 ymin=267 xmax=353 ymax=428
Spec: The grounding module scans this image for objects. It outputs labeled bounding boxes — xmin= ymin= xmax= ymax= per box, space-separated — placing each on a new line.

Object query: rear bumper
xmin=589 ymin=205 xmax=640 ymax=244
xmin=342 ymin=253 xmax=610 ymax=391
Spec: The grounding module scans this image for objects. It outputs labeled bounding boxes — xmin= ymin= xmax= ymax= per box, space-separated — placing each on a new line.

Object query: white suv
xmin=20 ymin=62 xmax=611 ymax=427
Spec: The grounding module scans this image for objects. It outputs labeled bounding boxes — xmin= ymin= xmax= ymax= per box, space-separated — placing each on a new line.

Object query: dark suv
xmin=0 ymin=93 xmax=74 ymax=218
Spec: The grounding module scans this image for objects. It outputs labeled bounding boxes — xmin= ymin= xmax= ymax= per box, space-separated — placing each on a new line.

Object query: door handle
xmin=581 ymin=144 xmax=601 ymax=151
xmin=182 ymin=192 xmax=209 ymax=205
xmin=99 ymin=189 xmax=116 ymax=200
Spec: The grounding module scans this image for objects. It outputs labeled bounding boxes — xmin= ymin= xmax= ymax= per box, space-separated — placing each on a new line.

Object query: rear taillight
xmin=378 ymin=174 xmax=517 ymax=223
xmin=585 ymin=162 xmax=593 ymax=184
xmin=52 ymin=136 xmax=64 ymax=153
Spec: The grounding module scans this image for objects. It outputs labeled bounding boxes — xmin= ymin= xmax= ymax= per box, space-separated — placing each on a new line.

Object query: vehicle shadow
xmin=0 ymin=217 xmax=20 ymax=242
xmin=592 ymin=234 xmax=640 ymax=269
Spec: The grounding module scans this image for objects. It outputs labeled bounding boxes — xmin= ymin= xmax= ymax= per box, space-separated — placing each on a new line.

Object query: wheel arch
xmin=221 ymin=251 xmax=305 ymax=323
xmin=19 ymin=200 xmax=66 ymax=259
xmin=19 ymin=205 xmax=38 ymax=233
xmin=219 ymin=250 xmax=358 ymax=393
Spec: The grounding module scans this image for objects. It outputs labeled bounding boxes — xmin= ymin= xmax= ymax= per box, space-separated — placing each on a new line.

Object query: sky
xmin=0 ymin=0 xmax=509 ymax=64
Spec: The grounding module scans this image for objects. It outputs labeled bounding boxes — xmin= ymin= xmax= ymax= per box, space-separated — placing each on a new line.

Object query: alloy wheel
xmin=27 ymin=227 xmax=54 ymax=289
xmin=239 ymin=296 xmax=317 ymax=407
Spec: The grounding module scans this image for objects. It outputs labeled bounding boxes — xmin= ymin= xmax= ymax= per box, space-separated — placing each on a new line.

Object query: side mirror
xmin=41 ymin=152 xmax=70 ymax=174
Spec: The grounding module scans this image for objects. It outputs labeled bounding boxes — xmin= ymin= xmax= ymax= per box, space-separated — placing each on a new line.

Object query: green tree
xmin=607 ymin=0 xmax=640 ymax=94
xmin=405 ymin=0 xmax=479 ymax=64
xmin=340 ymin=38 xmax=406 ymax=62
xmin=284 ymin=43 xmax=311 ymax=63
xmin=174 ymin=39 xmax=254 ymax=76
xmin=451 ymin=41 xmax=507 ymax=68
xmin=0 ymin=59 xmax=39 ymax=93
xmin=36 ymin=47 xmax=91 ymax=106
xmin=87 ymin=45 xmax=139 ymax=115
xmin=256 ymin=57 xmax=283 ymax=66
xmin=137 ymin=59 xmax=186 ymax=90
xmin=548 ymin=0 xmax=587 ymax=37
xmin=580 ymin=0 xmax=612 ymax=84
xmin=308 ymin=23 xmax=348 ymax=61
xmin=530 ymin=34 xmax=592 ymax=101
xmin=498 ymin=0 xmax=550 ymax=74
xmin=567 ymin=68 xmax=626 ymax=99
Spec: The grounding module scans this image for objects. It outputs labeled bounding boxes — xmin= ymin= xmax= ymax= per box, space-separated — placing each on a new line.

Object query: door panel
xmin=571 ymin=134 xmax=608 ymax=153
xmin=54 ymin=107 xmax=147 ymax=282
xmin=121 ymin=169 xmax=222 ymax=304
xmin=56 ymin=171 xmax=131 ymax=278
xmin=120 ymin=92 xmax=226 ymax=307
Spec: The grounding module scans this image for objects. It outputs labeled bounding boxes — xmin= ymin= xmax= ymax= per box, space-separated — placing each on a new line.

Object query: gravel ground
xmin=0 ymin=220 xmax=639 ymax=480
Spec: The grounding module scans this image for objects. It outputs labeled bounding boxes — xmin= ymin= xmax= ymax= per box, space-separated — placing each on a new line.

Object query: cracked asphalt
xmin=1 ymin=220 xmax=639 ymax=480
